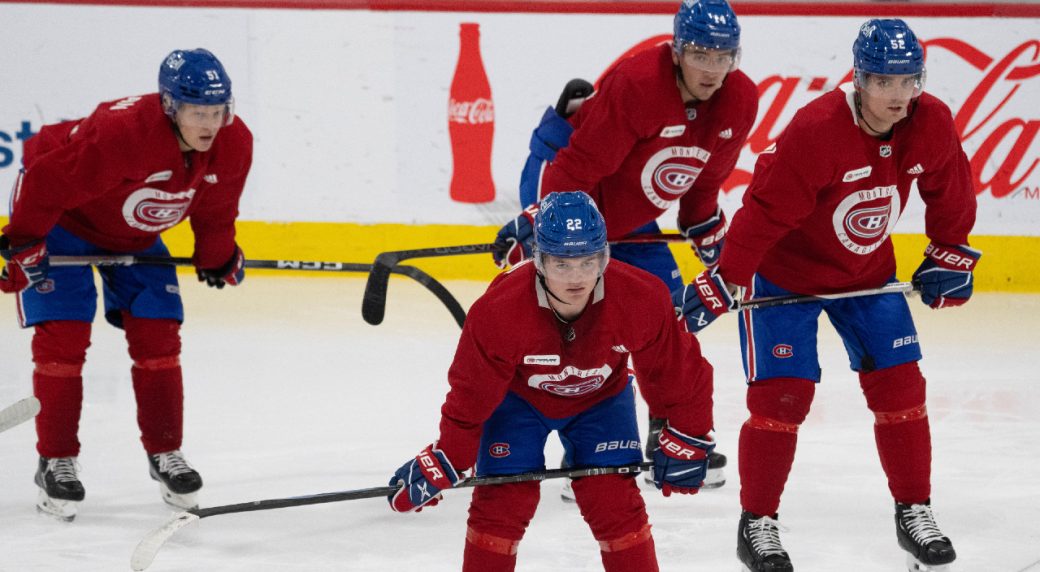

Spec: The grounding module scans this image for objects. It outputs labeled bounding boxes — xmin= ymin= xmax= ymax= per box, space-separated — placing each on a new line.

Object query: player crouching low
xmin=387 ymin=191 xmax=718 ymax=570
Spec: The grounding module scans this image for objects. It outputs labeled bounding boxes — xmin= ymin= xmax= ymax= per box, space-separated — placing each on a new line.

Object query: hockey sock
xmin=739 ymin=377 xmax=815 ymax=516
xmin=599 ymin=525 xmax=658 ymax=572
xmin=124 ymin=314 xmax=184 ymax=454
xmin=463 ymin=528 xmax=520 ymax=572
xmin=31 ymin=321 xmax=91 ymax=458
xmin=464 ymin=481 xmax=539 ymax=570
xmin=860 ymin=362 xmax=931 ymax=504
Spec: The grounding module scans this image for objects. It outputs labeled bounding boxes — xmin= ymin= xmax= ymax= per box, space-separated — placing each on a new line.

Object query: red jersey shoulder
xmin=209 ymin=116 xmax=254 ymax=173
xmin=579 ymin=44 xmax=681 ymax=130
xmin=469 ymin=263 xmax=538 ymax=322
xmin=602 ymin=261 xmax=673 ymax=316
xmin=905 ymin=92 xmax=957 ymax=135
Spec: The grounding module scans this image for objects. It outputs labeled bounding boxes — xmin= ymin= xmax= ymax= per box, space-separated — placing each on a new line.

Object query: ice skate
xmin=148 ymin=450 xmax=203 ymax=510
xmin=737 ymin=510 xmax=793 ymax=572
xmin=35 ymin=456 xmax=85 ymax=522
xmin=560 ymin=478 xmax=576 ymax=503
xmin=896 ymin=500 xmax=956 ymax=571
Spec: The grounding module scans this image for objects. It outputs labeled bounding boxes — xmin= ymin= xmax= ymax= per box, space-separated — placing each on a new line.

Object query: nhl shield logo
xmin=879 ymin=145 xmax=892 ymax=158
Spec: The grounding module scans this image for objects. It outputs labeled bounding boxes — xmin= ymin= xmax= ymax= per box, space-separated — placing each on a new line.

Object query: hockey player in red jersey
xmin=0 ymin=48 xmax=253 ymax=521
xmin=494 ymin=0 xmax=758 ymax=489
xmin=389 ymin=191 xmax=716 ymax=571
xmin=673 ymin=19 xmax=975 ymax=572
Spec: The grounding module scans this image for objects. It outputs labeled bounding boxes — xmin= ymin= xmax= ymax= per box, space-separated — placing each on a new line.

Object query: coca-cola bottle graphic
xmin=448 ymin=22 xmax=495 ymax=203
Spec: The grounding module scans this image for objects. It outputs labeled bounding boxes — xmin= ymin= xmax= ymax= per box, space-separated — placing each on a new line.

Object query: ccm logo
xmin=893 ymin=335 xmax=919 ymax=349
xmin=772 ymin=344 xmax=794 ymax=359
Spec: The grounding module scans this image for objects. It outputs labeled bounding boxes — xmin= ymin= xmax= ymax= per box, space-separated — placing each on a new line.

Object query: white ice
xmin=2 ymin=276 xmax=1039 ymax=571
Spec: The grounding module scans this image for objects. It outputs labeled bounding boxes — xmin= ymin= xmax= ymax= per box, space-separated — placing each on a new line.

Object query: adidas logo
xmin=719 ymin=128 xmax=733 ymax=139
xmin=204 ymin=174 xmax=219 ymax=184
xmin=906 ymin=164 xmax=924 ymax=175
xmin=611 ymin=345 xmax=629 ymax=354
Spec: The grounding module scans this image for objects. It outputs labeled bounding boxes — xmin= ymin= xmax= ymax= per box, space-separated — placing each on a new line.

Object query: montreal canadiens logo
xmin=772 ymin=344 xmax=794 ymax=359
xmin=831 ymin=186 xmax=902 ymax=255
xmin=122 ymin=187 xmax=195 ymax=232
xmin=640 ymin=146 xmax=709 ymax=209
xmin=528 ymin=364 xmax=613 ymax=397
xmin=489 ymin=443 xmax=510 ymax=458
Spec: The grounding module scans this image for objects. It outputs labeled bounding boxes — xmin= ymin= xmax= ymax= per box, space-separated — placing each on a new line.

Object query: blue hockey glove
xmin=911 ymin=242 xmax=982 ymax=309
xmin=672 ymin=268 xmax=737 ymax=333
xmin=679 ymin=208 xmax=727 ymax=269
xmin=0 ymin=235 xmax=49 ymax=294
xmin=196 ymin=244 xmax=245 ymax=289
xmin=652 ymin=425 xmax=715 ymax=496
xmin=492 ymin=204 xmax=539 ymax=269
xmin=388 ymin=443 xmax=463 ymax=513
xmin=519 ymin=106 xmax=575 ymax=206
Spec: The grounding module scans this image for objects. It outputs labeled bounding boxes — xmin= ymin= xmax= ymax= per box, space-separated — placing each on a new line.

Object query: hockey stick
xmin=50 ymin=255 xmax=467 ymax=328
xmin=0 ymin=396 xmax=41 ymax=433
xmin=130 ymin=461 xmax=651 ymax=570
xmin=735 ymin=281 xmax=916 ymax=311
xmin=361 ymin=233 xmax=690 ymax=326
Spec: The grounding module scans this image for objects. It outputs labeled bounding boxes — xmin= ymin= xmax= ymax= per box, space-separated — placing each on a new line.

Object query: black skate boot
xmin=643 ymin=416 xmax=726 ymax=488
xmin=895 ymin=500 xmax=956 ymax=571
xmin=35 ymin=456 xmax=85 ymax=522
xmin=737 ymin=511 xmax=793 ymax=572
xmin=148 ymin=450 xmax=203 ymax=509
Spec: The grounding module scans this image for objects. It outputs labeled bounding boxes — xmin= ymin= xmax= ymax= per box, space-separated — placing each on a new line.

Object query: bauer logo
xmin=489 ymin=442 xmax=510 ymax=458
xmin=772 ymin=344 xmax=794 ymax=358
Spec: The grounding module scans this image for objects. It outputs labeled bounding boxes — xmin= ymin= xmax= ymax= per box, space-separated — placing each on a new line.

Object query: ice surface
xmin=2 ymin=276 xmax=1038 ymax=571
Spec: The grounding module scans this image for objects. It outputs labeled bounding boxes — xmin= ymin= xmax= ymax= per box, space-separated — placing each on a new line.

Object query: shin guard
xmin=123 ymin=314 xmax=184 ymax=454
xmin=739 ymin=377 xmax=815 ymax=516
xmin=31 ymin=321 xmax=91 ymax=458
xmin=860 ymin=362 xmax=931 ymax=504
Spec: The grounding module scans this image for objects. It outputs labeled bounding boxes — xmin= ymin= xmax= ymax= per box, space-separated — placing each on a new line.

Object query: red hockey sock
xmin=464 ymin=481 xmax=539 ymax=570
xmin=31 ymin=321 xmax=91 ymax=458
xmin=861 ymin=362 xmax=931 ymax=504
xmin=463 ymin=528 xmax=520 ymax=572
xmin=599 ymin=526 xmax=658 ymax=572
xmin=124 ymin=315 xmax=184 ymax=454
xmin=739 ymin=377 xmax=815 ymax=516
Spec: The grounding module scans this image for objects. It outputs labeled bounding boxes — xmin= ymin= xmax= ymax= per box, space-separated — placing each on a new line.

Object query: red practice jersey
xmin=719 ymin=85 xmax=977 ymax=294
xmin=436 ymin=260 xmax=714 ymax=470
xmin=539 ymin=43 xmax=758 ymax=237
xmin=4 ymin=93 xmax=253 ymax=269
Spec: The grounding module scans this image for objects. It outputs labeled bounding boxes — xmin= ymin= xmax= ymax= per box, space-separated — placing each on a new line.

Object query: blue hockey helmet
xmin=534 ymin=191 xmax=609 ymax=270
xmin=673 ymin=0 xmax=741 ymax=53
xmin=159 ymin=48 xmax=234 ymax=124
xmin=853 ymin=19 xmax=925 ymax=76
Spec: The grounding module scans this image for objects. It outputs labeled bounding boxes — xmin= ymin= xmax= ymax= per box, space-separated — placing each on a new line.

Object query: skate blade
xmin=907 ymin=554 xmax=953 ymax=571
xmin=36 ymin=490 xmax=78 ymax=522
xmin=158 ymin=484 xmax=198 ymax=510
xmin=560 ymin=480 xmax=576 ymax=503
xmin=702 ymin=467 xmax=726 ymax=489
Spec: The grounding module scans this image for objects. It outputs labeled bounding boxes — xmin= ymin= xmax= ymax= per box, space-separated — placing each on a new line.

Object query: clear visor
xmin=855 ymin=70 xmax=926 ymax=99
xmin=537 ymin=250 xmax=609 ymax=280
xmin=680 ymin=45 xmax=741 ymax=73
xmin=172 ymin=99 xmax=235 ymax=128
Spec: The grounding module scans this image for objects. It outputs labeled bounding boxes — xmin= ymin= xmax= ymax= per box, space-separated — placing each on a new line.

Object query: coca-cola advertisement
xmin=447 ymin=22 xmax=496 ymax=204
